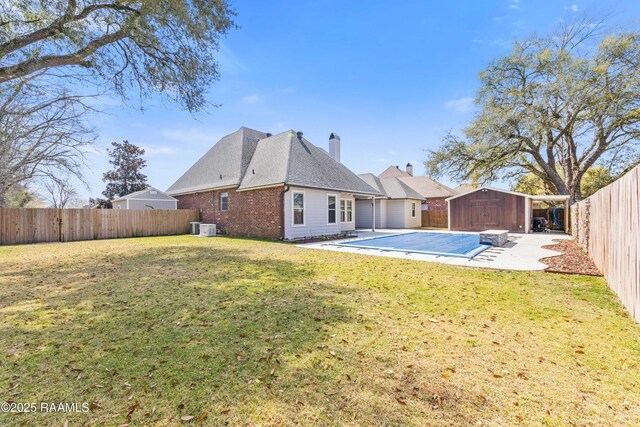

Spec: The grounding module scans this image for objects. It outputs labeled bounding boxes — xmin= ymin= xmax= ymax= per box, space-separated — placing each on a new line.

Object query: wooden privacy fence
xmin=0 ymin=208 xmax=200 ymax=245
xmin=421 ymin=210 xmax=448 ymax=228
xmin=571 ymin=165 xmax=640 ymax=323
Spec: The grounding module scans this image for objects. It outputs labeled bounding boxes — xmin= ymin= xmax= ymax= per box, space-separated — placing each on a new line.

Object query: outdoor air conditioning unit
xmin=190 ymin=222 xmax=201 ymax=235
xmin=199 ymin=223 xmax=216 ymax=237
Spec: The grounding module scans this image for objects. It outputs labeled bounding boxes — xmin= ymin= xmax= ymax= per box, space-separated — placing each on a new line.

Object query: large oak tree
xmin=426 ymin=20 xmax=640 ymax=201
xmin=0 ymin=1 xmax=235 ymax=206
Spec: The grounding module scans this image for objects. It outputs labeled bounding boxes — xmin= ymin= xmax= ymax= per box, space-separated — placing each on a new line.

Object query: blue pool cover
xmin=334 ymin=232 xmax=490 ymax=258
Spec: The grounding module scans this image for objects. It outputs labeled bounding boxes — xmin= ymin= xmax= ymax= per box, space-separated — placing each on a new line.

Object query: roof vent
xmin=266 ymin=133 xmax=272 ymax=137
xmin=219 ymin=174 xmax=223 ymax=179
xmin=296 ymin=131 xmax=303 ymax=140
xmin=252 ymin=169 xmax=255 ymax=174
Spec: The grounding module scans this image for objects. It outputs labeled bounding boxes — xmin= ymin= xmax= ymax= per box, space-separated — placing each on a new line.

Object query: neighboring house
xmin=355 ymin=174 xmax=423 ymax=229
xmin=112 ymin=186 xmax=178 ymax=210
xmin=369 ymin=164 xmax=456 ymax=211
xmin=451 ymin=184 xmax=476 ymax=195
xmin=166 ymin=127 xmax=381 ymax=240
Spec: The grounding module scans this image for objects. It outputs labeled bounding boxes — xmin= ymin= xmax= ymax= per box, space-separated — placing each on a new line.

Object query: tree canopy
xmin=0 ymin=0 xmax=236 ymax=112
xmin=101 ymin=140 xmax=147 ymax=202
xmin=425 ymin=19 xmax=640 ymax=201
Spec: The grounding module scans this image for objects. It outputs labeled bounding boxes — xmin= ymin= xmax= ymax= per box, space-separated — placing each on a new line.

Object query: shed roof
xmin=112 ymin=186 xmax=177 ymax=202
xmin=445 ymin=186 xmax=568 ymax=201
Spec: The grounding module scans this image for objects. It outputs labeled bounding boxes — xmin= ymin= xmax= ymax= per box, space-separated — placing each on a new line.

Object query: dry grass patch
xmin=0 ymin=236 xmax=639 ymax=426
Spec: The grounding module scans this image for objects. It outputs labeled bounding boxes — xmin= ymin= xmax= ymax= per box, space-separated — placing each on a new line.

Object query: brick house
xmin=166 ymin=127 xmax=381 ymax=240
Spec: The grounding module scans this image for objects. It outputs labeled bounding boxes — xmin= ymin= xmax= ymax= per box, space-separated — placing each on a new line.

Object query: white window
xmin=220 ymin=192 xmax=229 ymax=211
xmin=411 ymin=202 xmax=416 ymax=217
xmin=341 ymin=199 xmax=353 ymax=223
xmin=327 ymin=194 xmax=337 ymax=224
xmin=292 ymin=191 xmax=304 ymax=225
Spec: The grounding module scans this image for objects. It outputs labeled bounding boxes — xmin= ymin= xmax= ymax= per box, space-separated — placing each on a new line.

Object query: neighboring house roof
xmin=358 ymin=173 xmax=423 ymax=200
xmin=167 ymin=128 xmax=382 ymax=196
xmin=378 ymin=165 xmax=412 ymax=178
xmin=452 ymin=184 xmax=476 ymax=195
xmin=112 ymin=186 xmax=177 ymax=202
xmin=166 ymin=127 xmax=267 ymax=195
xmin=397 ymin=176 xmax=456 ymax=198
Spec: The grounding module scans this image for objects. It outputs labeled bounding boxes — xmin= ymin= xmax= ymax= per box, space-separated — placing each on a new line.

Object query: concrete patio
xmin=299 ymin=229 xmax=571 ymax=271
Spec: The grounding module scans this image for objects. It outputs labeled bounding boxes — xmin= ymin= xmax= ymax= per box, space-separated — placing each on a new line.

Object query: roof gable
xmin=239 ymin=131 xmax=381 ymax=195
xmin=446 ymin=186 xmax=529 ymax=201
xmin=112 ymin=186 xmax=177 ymax=202
xmin=378 ymin=165 xmax=411 ymax=178
xmin=166 ymin=127 xmax=267 ymax=195
xmin=397 ymin=176 xmax=455 ymax=198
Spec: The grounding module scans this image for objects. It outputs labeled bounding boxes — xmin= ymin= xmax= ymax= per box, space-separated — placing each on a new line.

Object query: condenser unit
xmin=199 ymin=224 xmax=217 ymax=237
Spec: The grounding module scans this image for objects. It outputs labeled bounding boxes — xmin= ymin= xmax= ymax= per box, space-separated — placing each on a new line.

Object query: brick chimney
xmin=406 ymin=163 xmax=413 ymax=176
xmin=329 ymin=133 xmax=341 ymax=162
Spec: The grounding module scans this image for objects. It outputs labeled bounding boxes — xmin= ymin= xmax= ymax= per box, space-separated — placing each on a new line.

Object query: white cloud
xmin=444 ymin=97 xmax=475 ymax=113
xmin=161 ymin=128 xmax=213 ymax=145
xmin=566 ymin=4 xmax=579 ymax=12
xmin=508 ymin=4 xmax=519 ymax=9
xmin=240 ymin=94 xmax=262 ymax=105
xmin=142 ymin=146 xmax=176 ymax=156
xmin=376 ymin=157 xmax=389 ymax=163
xmin=471 ymin=39 xmax=485 ymax=44
xmin=388 ymin=150 xmax=397 ymax=155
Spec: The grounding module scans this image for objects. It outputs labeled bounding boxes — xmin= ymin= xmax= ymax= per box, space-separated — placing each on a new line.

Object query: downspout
xmin=281 ymin=185 xmax=290 ymax=240
xmin=371 ymin=196 xmax=376 ymax=232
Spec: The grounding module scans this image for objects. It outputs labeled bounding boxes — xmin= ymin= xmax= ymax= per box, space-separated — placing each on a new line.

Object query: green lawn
xmin=1 ymin=236 xmax=639 ymax=426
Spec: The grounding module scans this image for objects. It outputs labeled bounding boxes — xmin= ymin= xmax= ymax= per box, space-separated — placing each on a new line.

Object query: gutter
xmin=280 ymin=185 xmax=290 ymax=240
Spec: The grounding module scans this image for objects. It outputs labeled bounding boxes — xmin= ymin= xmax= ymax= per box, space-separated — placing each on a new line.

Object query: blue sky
xmin=78 ymin=0 xmax=640 ymax=199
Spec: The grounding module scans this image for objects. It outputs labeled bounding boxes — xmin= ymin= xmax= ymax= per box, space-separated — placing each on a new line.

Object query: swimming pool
xmin=334 ymin=232 xmax=491 ymax=258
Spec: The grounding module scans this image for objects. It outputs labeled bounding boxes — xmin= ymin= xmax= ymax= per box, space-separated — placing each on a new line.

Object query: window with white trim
xmin=341 ymin=199 xmax=353 ymax=223
xmin=411 ymin=202 xmax=416 ymax=217
xmin=220 ymin=192 xmax=229 ymax=211
xmin=293 ymin=191 xmax=304 ymax=225
xmin=327 ymin=195 xmax=337 ymax=224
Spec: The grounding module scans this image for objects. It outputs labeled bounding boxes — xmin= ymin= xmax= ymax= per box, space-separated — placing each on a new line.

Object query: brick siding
xmin=424 ymin=197 xmax=448 ymax=211
xmin=175 ymin=186 xmax=284 ymax=239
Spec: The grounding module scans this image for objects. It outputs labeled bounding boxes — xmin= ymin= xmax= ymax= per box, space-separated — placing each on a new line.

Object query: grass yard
xmin=1 ymin=236 xmax=639 ymax=426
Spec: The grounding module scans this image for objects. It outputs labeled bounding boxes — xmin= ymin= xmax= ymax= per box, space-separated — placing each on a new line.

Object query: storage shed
xmin=447 ymin=187 xmax=570 ymax=233
xmin=112 ymin=186 xmax=178 ymax=210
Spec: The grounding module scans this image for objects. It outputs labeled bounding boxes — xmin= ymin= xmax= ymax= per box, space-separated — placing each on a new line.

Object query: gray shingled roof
xmin=378 ymin=165 xmax=411 ymax=178
xmin=112 ymin=186 xmax=176 ymax=202
xmin=397 ymin=176 xmax=456 ymax=198
xmin=239 ymin=130 xmax=381 ymax=195
xmin=166 ymin=127 xmax=267 ymax=195
xmin=358 ymin=173 xmax=423 ymax=199
xmin=167 ymin=128 xmax=381 ymax=196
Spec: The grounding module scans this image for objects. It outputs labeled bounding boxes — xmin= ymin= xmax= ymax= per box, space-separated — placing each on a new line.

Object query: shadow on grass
xmin=0 ymin=244 xmax=361 ymax=425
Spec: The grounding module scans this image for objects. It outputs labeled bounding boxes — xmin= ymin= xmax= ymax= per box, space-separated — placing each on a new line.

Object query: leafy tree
xmin=426 ymin=19 xmax=640 ymax=201
xmin=514 ymin=165 xmax=614 ymax=198
xmin=102 ymin=140 xmax=147 ymax=201
xmin=0 ymin=0 xmax=236 ymax=112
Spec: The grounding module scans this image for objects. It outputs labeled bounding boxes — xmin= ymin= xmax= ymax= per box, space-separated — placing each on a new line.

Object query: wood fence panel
xmin=572 ymin=165 xmax=640 ymax=323
xmin=421 ymin=210 xmax=448 ymax=228
xmin=0 ymin=208 xmax=199 ymax=245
